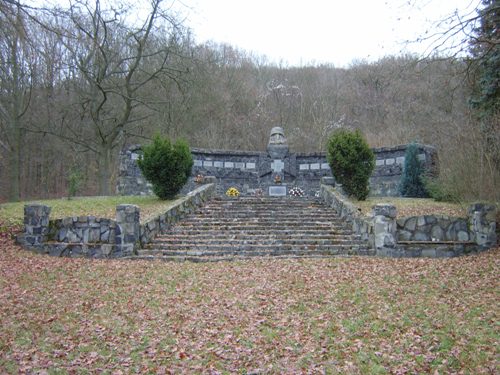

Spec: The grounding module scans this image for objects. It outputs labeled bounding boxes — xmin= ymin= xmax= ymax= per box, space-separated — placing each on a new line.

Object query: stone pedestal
xmin=17 ymin=204 xmax=51 ymax=247
xmin=115 ymin=204 xmax=140 ymax=256
xmin=468 ymin=203 xmax=497 ymax=248
xmin=373 ymin=204 xmax=397 ymax=250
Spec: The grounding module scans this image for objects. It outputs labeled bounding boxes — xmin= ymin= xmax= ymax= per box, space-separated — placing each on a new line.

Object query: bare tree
xmin=44 ymin=0 xmax=187 ymax=195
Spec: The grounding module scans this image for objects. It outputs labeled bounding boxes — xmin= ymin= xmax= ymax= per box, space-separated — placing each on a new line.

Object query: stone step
xmin=167 ymin=228 xmax=355 ymax=236
xmin=150 ymin=238 xmax=363 ymax=247
xmin=138 ymin=195 xmax=372 ymax=262
xmin=139 ymin=245 xmax=371 ymax=258
xmin=153 ymin=233 xmax=359 ymax=241
xmin=126 ymin=254 xmax=348 ymax=263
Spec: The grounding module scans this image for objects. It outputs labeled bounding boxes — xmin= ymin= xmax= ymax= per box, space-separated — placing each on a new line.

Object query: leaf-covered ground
xmin=1 ymin=236 xmax=498 ymax=374
xmin=355 ymin=198 xmax=467 ymax=218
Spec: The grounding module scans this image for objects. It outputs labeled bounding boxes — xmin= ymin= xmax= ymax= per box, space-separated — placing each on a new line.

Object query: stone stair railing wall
xmin=320 ymin=183 xmax=497 ymax=258
xmin=117 ymin=143 xmax=438 ymax=198
xmin=16 ymin=183 xmax=216 ymax=258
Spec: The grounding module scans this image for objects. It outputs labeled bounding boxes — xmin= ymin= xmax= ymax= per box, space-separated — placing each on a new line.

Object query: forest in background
xmin=1 ymin=0 xmax=498 ymax=202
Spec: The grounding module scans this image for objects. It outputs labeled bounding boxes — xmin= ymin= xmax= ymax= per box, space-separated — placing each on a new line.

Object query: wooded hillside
xmin=1 ymin=0 xmax=498 ymax=202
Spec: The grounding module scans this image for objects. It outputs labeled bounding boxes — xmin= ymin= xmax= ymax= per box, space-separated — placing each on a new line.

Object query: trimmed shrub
xmin=326 ymin=129 xmax=375 ymax=200
xmin=399 ymin=142 xmax=428 ymax=198
xmin=137 ymin=135 xmax=193 ymax=200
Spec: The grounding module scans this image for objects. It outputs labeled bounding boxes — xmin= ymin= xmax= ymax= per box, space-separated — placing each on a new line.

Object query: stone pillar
xmin=115 ymin=204 xmax=140 ymax=256
xmin=468 ymin=203 xmax=497 ymax=248
xmin=373 ymin=204 xmax=397 ymax=250
xmin=19 ymin=204 xmax=51 ymax=247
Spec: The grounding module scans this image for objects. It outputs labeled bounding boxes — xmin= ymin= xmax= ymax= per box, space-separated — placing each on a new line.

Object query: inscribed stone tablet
xmin=203 ymin=161 xmax=213 ymax=167
xmin=224 ymin=161 xmax=234 ymax=168
xmin=299 ymin=164 xmax=309 ymax=170
xmin=214 ymin=161 xmax=224 ymax=168
xmin=271 ymin=159 xmax=284 ymax=172
xmin=310 ymin=163 xmax=320 ymax=170
xmin=269 ymin=186 xmax=287 ymax=196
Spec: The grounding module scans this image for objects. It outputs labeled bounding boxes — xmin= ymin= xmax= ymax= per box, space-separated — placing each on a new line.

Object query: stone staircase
xmin=135 ymin=196 xmax=374 ymax=262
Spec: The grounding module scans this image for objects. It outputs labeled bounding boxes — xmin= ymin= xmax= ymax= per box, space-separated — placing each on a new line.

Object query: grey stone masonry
xmin=17 ymin=204 xmax=51 ymax=248
xmin=115 ymin=204 xmax=140 ymax=257
xmin=117 ymin=129 xmax=438 ymax=198
xmin=16 ymin=183 xmax=216 ymax=259
xmin=319 ymin=183 xmax=497 ymax=258
xmin=373 ymin=204 xmax=397 ymax=250
xmin=468 ymin=203 xmax=497 ymax=248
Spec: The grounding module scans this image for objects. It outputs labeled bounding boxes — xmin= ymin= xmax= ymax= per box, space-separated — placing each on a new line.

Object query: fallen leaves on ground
xmin=355 ymin=198 xmax=468 ymax=218
xmin=0 ymin=237 xmax=498 ymax=374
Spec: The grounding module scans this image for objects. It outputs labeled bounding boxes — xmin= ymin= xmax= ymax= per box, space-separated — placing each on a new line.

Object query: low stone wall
xmin=140 ymin=182 xmax=215 ymax=245
xmin=16 ymin=183 xmax=216 ymax=258
xmin=319 ymin=183 xmax=497 ymax=258
xmin=117 ymin=143 xmax=438 ymax=198
xmin=397 ymin=216 xmax=470 ymax=242
xmin=319 ymin=183 xmax=374 ymax=246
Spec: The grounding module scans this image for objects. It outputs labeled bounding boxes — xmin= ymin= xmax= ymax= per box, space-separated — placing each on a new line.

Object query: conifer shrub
xmin=326 ymin=129 xmax=375 ymax=200
xmin=137 ymin=135 xmax=193 ymax=200
xmin=399 ymin=142 xmax=428 ymax=198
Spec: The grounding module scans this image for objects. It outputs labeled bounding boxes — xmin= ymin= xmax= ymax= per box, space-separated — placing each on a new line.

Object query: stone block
xmin=246 ymin=162 xmax=256 ymax=169
xmin=375 ymin=159 xmax=385 ymax=166
xmin=214 ymin=161 xmax=223 ymax=168
xmin=430 ymin=225 xmax=444 ymax=241
xmin=203 ymin=160 xmax=213 ymax=167
xmin=457 ymin=231 xmax=469 ymax=241
xmin=396 ymin=156 xmax=405 ymax=165
xmin=414 ymin=231 xmax=430 ymax=241
xmin=404 ymin=217 xmax=417 ymax=231
xmin=373 ymin=204 xmax=397 ymax=219
xmin=224 ymin=161 xmax=234 ymax=168
xmin=310 ymin=163 xmax=320 ymax=170
xmin=299 ymin=164 xmax=309 ymax=170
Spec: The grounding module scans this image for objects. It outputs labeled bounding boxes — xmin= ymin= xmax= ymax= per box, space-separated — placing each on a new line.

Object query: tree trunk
xmin=97 ymin=144 xmax=112 ymax=196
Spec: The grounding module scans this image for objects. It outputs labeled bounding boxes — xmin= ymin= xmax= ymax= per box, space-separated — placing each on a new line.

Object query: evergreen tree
xmin=326 ymin=129 xmax=375 ymax=200
xmin=469 ymin=0 xmax=500 ymax=168
xmin=399 ymin=143 xmax=428 ymax=198
xmin=138 ymin=135 xmax=193 ymax=200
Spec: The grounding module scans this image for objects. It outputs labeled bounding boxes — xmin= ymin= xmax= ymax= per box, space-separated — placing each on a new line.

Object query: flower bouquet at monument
xmin=289 ymin=186 xmax=305 ymax=197
xmin=226 ymin=187 xmax=240 ymax=197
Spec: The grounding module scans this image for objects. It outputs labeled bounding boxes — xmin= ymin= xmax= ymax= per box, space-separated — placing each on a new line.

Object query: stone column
xmin=18 ymin=204 xmax=51 ymax=248
xmin=115 ymin=204 xmax=140 ymax=257
xmin=468 ymin=203 xmax=497 ymax=248
xmin=373 ymin=204 xmax=397 ymax=252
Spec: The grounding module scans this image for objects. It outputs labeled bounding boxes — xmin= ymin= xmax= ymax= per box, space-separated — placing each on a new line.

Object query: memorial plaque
xmin=271 ymin=159 xmax=284 ymax=172
xmin=269 ymin=185 xmax=286 ymax=196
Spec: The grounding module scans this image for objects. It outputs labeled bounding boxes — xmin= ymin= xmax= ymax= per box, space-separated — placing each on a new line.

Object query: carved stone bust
xmin=267 ymin=126 xmax=289 ymax=158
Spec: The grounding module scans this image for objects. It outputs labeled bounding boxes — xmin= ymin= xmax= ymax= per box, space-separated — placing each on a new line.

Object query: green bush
xmin=399 ymin=142 xmax=428 ymax=198
xmin=67 ymin=166 xmax=83 ymax=200
xmin=137 ymin=135 xmax=193 ymax=200
xmin=326 ymin=129 xmax=375 ymax=200
xmin=424 ymin=177 xmax=460 ymax=203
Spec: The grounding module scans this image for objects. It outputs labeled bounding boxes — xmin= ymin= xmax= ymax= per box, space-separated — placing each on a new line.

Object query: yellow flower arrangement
xmin=226 ymin=187 xmax=240 ymax=197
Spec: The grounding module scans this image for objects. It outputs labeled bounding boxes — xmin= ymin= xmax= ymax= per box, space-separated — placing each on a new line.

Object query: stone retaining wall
xmin=117 ymin=143 xmax=438 ymax=198
xmin=319 ymin=183 xmax=497 ymax=258
xmin=16 ymin=183 xmax=216 ymax=258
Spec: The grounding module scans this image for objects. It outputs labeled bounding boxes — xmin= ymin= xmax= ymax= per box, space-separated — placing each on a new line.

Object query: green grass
xmin=0 ymin=195 xmax=177 ymax=226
